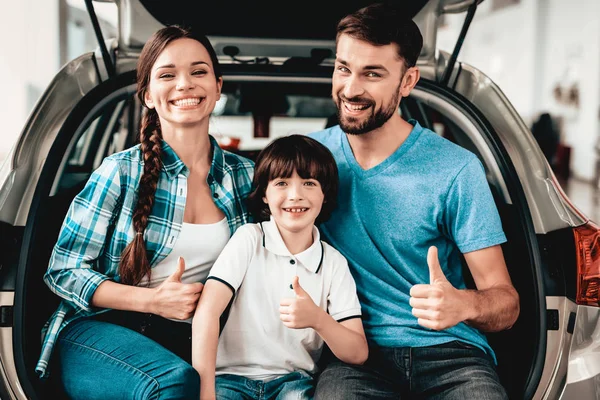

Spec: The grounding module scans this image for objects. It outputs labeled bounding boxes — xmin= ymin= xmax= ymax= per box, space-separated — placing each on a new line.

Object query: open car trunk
xmin=3 ymin=1 xmax=558 ymax=399
xmin=14 ymin=64 xmax=543 ymax=399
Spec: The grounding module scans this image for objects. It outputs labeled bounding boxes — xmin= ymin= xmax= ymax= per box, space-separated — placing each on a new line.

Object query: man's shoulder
xmin=308 ymin=126 xmax=342 ymax=147
xmin=418 ymin=126 xmax=469 ymax=152
xmin=415 ymin=127 xmax=479 ymax=168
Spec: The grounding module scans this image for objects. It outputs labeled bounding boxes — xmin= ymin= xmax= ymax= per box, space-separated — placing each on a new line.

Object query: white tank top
xmin=138 ymin=217 xmax=231 ymax=288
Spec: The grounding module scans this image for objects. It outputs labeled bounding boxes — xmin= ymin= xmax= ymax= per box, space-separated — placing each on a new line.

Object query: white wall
xmin=438 ymin=0 xmax=600 ymax=181
xmin=0 ymin=0 xmax=116 ymax=166
xmin=440 ymin=0 xmax=538 ymax=118
xmin=0 ymin=0 xmax=60 ymax=163
xmin=537 ymin=0 xmax=600 ymax=181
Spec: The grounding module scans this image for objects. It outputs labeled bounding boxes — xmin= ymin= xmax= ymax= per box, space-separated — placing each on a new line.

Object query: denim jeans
xmin=314 ymin=341 xmax=508 ymax=400
xmin=216 ymin=371 xmax=314 ymax=399
xmin=55 ymin=317 xmax=200 ymax=399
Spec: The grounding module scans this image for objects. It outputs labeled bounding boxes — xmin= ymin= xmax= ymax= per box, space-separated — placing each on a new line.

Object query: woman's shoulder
xmin=94 ymin=145 xmax=143 ymax=178
xmin=103 ymin=144 xmax=143 ymax=165
xmin=221 ymin=148 xmax=255 ymax=171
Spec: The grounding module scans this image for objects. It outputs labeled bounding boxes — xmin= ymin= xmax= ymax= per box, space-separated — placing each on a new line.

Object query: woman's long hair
xmin=118 ymin=26 xmax=222 ymax=285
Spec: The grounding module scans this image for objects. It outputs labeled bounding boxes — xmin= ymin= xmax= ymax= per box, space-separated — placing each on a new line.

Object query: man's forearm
xmin=463 ymin=285 xmax=520 ymax=332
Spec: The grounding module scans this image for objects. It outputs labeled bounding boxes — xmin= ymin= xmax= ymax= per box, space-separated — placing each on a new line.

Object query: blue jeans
xmin=216 ymin=371 xmax=314 ymax=399
xmin=314 ymin=341 xmax=508 ymax=400
xmin=55 ymin=317 xmax=200 ymax=399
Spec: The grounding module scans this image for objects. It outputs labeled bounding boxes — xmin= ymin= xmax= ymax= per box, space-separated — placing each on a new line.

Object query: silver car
xmin=0 ymin=0 xmax=597 ymax=399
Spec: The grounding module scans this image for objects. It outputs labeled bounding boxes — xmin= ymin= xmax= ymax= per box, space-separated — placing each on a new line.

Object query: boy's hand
xmin=279 ymin=276 xmax=321 ymax=329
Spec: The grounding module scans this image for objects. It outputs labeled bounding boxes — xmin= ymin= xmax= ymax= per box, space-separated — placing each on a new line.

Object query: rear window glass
xmin=139 ymin=0 xmax=427 ymax=40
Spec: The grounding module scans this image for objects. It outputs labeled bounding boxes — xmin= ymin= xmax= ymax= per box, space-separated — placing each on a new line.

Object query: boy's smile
xmin=263 ymin=171 xmax=324 ymax=253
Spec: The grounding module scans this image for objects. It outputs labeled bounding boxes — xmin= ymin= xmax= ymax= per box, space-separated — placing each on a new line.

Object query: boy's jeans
xmin=216 ymin=370 xmax=314 ymax=399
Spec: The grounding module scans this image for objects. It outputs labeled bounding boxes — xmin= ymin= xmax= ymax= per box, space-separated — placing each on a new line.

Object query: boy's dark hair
xmin=248 ymin=135 xmax=339 ymax=224
xmin=337 ymin=2 xmax=424 ymax=70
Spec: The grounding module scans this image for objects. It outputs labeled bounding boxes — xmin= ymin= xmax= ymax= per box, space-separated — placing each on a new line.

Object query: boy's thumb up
xmin=166 ymin=256 xmax=185 ymax=283
xmin=291 ymin=276 xmax=307 ymax=297
xmin=427 ymin=246 xmax=448 ymax=285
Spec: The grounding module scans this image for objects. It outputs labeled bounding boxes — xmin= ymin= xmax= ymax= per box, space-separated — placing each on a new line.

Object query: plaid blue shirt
xmin=35 ymin=136 xmax=254 ymax=378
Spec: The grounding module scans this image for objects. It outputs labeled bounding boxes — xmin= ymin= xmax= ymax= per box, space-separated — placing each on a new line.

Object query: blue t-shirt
xmin=309 ymin=120 xmax=506 ymax=362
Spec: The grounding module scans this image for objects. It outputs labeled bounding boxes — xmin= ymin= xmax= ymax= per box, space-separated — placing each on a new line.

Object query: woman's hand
xmin=151 ymin=257 xmax=203 ymax=320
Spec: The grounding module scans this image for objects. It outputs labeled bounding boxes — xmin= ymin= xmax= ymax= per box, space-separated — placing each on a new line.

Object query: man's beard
xmin=335 ymin=83 xmax=401 ymax=135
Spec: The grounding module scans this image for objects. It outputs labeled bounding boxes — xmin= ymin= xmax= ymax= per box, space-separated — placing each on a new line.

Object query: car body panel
xmin=534 ymin=296 xmax=577 ymax=400
xmin=567 ymin=305 xmax=600 ymax=383
xmin=0 ymin=292 xmax=22 ymax=400
xmin=444 ymin=59 xmax=588 ymax=233
xmin=0 ymin=54 xmax=100 ymax=227
xmin=555 ymin=304 xmax=600 ymax=399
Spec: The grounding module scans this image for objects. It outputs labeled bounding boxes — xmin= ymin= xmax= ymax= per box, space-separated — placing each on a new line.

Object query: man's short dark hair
xmin=337 ymin=2 xmax=424 ymax=69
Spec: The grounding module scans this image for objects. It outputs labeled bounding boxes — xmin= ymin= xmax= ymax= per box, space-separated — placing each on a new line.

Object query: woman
xmin=35 ymin=26 xmax=254 ymax=399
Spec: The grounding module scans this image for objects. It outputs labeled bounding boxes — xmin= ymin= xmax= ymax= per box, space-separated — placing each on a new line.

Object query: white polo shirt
xmin=207 ymin=218 xmax=362 ymax=381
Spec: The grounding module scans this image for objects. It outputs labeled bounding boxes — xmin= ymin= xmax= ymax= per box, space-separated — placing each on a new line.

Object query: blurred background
xmin=1 ymin=0 xmax=599 ymax=217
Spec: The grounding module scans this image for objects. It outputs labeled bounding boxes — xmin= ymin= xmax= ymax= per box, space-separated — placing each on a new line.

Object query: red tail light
xmin=574 ymin=222 xmax=600 ymax=306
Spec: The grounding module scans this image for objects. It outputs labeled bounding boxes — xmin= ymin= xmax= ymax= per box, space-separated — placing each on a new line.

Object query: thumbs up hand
xmin=152 ymin=256 xmax=204 ymax=320
xmin=165 ymin=255 xmax=186 ymax=283
xmin=409 ymin=246 xmax=468 ymax=331
xmin=280 ymin=276 xmax=320 ymax=329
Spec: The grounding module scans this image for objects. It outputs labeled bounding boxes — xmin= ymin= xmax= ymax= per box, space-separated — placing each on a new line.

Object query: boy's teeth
xmin=285 ymin=208 xmax=307 ymax=213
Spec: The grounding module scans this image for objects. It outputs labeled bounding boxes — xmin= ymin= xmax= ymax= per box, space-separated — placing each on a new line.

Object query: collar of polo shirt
xmin=259 ymin=218 xmax=324 ymax=274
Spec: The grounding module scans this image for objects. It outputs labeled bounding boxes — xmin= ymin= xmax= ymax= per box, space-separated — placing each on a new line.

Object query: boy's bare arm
xmin=279 ymin=276 xmax=368 ymax=365
xmin=314 ymin=316 xmax=368 ymax=365
xmin=192 ymin=280 xmax=234 ymax=400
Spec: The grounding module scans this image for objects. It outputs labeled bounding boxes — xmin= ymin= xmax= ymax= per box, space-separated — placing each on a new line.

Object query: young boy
xmin=192 ymin=135 xmax=368 ymax=399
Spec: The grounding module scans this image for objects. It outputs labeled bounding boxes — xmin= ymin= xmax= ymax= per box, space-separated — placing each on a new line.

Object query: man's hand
xmin=279 ymin=276 xmax=322 ymax=329
xmin=409 ymin=246 xmax=469 ymax=330
xmin=151 ymin=256 xmax=203 ymax=320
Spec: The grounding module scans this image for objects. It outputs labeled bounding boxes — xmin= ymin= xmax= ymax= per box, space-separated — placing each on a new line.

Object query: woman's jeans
xmin=55 ymin=312 xmax=199 ymax=399
xmin=216 ymin=371 xmax=314 ymax=399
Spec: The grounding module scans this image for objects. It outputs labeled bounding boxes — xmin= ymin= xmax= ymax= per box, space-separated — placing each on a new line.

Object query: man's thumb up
xmin=166 ymin=256 xmax=186 ymax=283
xmin=291 ymin=276 xmax=307 ymax=297
xmin=427 ymin=246 xmax=448 ymax=285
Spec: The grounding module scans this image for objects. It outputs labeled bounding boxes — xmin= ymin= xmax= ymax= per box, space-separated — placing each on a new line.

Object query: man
xmin=309 ymin=3 xmax=520 ymax=399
